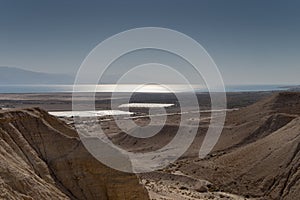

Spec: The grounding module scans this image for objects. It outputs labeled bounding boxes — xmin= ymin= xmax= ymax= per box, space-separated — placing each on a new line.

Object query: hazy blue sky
xmin=0 ymin=0 xmax=299 ymax=85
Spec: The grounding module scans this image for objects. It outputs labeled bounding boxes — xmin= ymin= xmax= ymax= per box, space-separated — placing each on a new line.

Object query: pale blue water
xmin=0 ymin=84 xmax=290 ymax=94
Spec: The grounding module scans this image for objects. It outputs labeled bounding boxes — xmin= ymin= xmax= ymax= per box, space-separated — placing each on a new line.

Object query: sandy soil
xmin=1 ymin=91 xmax=299 ymax=199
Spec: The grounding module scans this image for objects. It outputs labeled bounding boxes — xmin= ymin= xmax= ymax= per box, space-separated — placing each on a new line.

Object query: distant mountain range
xmin=0 ymin=66 xmax=74 ymax=84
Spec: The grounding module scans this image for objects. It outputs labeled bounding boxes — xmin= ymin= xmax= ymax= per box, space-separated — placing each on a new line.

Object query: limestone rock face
xmin=0 ymin=108 xmax=149 ymax=200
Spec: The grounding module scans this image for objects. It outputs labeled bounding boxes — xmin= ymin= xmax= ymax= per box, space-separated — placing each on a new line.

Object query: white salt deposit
xmin=49 ymin=110 xmax=133 ymax=117
xmin=118 ymin=103 xmax=174 ymax=108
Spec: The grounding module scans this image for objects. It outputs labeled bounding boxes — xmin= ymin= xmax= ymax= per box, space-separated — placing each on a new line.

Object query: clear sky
xmin=0 ymin=0 xmax=299 ymax=85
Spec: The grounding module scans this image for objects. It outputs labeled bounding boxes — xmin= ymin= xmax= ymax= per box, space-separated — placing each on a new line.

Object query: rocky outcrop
xmin=179 ymin=92 xmax=300 ymax=199
xmin=213 ymin=92 xmax=300 ymax=151
xmin=0 ymin=108 xmax=149 ymax=200
xmin=192 ymin=117 xmax=300 ymax=199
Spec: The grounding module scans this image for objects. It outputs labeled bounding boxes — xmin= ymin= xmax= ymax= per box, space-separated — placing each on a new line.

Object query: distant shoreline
xmin=0 ymin=84 xmax=296 ymax=94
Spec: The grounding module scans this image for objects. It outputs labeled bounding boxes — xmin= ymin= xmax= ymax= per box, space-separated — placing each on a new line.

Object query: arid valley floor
xmin=0 ymin=91 xmax=299 ymax=200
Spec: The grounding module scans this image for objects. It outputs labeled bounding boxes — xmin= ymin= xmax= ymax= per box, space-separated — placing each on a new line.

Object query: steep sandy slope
xmin=0 ymin=108 xmax=149 ymax=200
xmin=179 ymin=92 xmax=300 ymax=199
xmin=213 ymin=92 xmax=300 ymax=152
xmin=212 ymin=117 xmax=300 ymax=199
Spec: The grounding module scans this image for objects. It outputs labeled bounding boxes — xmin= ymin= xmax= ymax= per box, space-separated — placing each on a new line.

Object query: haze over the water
xmin=0 ymin=0 xmax=299 ymax=86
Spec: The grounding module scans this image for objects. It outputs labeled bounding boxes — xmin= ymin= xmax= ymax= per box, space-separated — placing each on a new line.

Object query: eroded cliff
xmin=0 ymin=108 xmax=149 ymax=200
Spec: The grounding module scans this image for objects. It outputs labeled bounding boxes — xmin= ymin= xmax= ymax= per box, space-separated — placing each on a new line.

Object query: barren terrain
xmin=0 ymin=91 xmax=299 ymax=199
